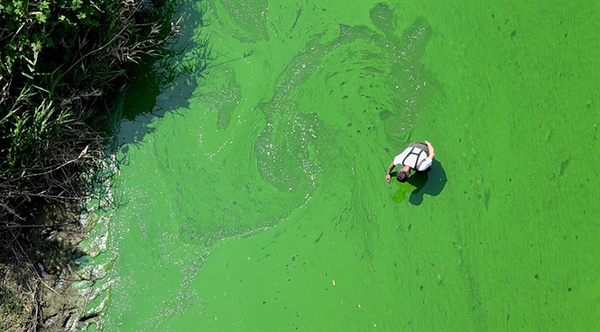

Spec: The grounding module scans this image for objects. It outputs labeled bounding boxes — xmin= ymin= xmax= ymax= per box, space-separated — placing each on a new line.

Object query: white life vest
xmin=393 ymin=144 xmax=432 ymax=171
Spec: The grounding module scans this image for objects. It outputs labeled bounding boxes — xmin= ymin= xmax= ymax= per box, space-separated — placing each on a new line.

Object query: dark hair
xmin=396 ymin=170 xmax=409 ymax=182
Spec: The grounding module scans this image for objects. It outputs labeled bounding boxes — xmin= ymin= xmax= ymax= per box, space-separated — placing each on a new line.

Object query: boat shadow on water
xmin=392 ymin=159 xmax=447 ymax=205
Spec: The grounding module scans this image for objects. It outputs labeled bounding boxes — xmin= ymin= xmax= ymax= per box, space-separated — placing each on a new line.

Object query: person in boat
xmin=385 ymin=140 xmax=435 ymax=183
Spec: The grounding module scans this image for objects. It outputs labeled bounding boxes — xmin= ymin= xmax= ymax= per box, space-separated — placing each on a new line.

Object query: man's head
xmin=396 ymin=170 xmax=410 ymax=182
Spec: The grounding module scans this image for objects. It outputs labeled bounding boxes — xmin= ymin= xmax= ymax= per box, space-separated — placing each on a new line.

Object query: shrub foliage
xmin=0 ymin=0 xmax=178 ymax=222
xmin=1 ymin=0 xmax=182 ymax=328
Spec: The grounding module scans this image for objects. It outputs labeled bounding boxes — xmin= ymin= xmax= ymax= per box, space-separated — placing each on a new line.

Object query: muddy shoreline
xmin=28 ymin=204 xmax=99 ymax=331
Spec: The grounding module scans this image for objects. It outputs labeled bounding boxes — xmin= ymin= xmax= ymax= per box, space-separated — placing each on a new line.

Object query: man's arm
xmin=424 ymin=140 xmax=435 ymax=160
xmin=385 ymin=162 xmax=395 ymax=183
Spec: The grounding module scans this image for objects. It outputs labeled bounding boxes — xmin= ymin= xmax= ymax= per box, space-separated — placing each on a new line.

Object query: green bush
xmin=1 ymin=0 xmax=187 ymax=329
xmin=0 ymin=0 xmax=179 ymax=221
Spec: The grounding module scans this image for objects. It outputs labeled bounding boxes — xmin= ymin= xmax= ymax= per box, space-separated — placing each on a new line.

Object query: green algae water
xmin=84 ymin=0 xmax=599 ymax=330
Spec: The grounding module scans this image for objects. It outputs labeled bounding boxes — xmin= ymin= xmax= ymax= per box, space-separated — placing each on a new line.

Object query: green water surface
xmin=86 ymin=1 xmax=599 ymax=330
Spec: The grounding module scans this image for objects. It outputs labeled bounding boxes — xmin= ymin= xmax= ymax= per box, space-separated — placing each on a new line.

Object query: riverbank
xmin=31 ymin=206 xmax=91 ymax=331
xmin=0 ymin=203 xmax=92 ymax=331
xmin=0 ymin=0 xmax=197 ymax=330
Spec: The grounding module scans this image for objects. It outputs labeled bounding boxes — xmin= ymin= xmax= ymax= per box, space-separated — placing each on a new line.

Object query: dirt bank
xmin=1 ymin=203 xmax=99 ymax=331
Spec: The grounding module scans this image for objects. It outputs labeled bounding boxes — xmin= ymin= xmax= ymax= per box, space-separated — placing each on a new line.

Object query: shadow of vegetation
xmin=83 ymin=0 xmax=213 ymax=230
xmin=406 ymin=159 xmax=447 ymax=205
xmin=19 ymin=203 xmax=90 ymax=277
xmin=108 ymin=0 xmax=211 ymax=152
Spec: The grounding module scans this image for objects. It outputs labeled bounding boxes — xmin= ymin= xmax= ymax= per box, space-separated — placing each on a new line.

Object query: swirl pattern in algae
xmin=85 ymin=1 xmax=599 ymax=331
